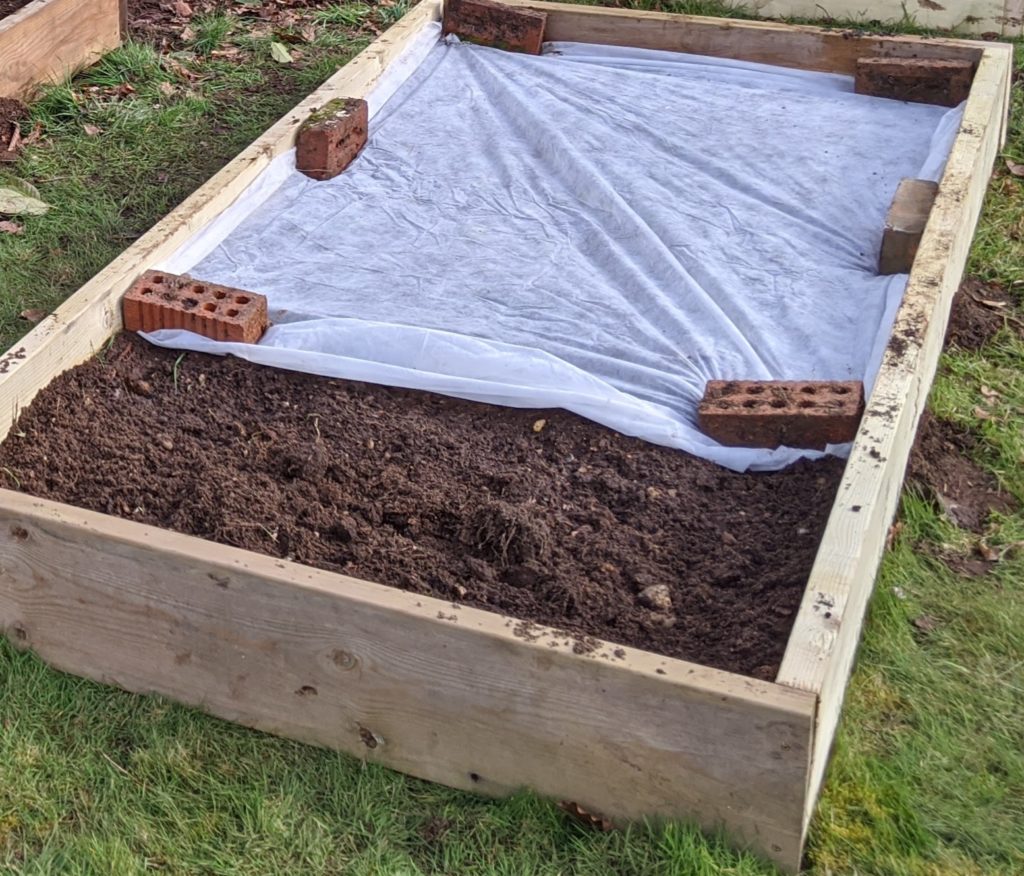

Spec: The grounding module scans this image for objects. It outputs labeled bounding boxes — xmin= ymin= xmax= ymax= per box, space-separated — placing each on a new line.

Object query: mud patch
xmin=0 ymin=334 xmax=846 ymax=679
xmin=908 ymin=411 xmax=1017 ymax=532
xmin=945 ymin=277 xmax=1021 ymax=351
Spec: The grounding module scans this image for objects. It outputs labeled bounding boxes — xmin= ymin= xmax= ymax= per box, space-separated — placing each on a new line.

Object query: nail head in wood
xmin=442 ymin=0 xmax=547 ymax=55
xmin=854 ymin=57 xmax=974 ymax=107
xmin=879 ymin=178 xmax=939 ymax=275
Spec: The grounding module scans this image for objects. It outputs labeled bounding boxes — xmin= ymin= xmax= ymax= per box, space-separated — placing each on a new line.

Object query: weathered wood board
xmin=0 ymin=0 xmax=122 ymax=100
xmin=731 ymin=0 xmax=1020 ymax=36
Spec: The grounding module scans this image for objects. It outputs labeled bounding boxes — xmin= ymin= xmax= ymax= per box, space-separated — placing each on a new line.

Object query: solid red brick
xmin=442 ymin=0 xmax=547 ymax=55
xmin=123 ymin=271 xmax=269 ymax=344
xmin=295 ymin=97 xmax=368 ymax=182
xmin=698 ymin=380 xmax=866 ymax=450
xmin=854 ymin=57 xmax=974 ymax=107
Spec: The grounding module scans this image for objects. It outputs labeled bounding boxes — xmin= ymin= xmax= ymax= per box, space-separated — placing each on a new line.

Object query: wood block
xmin=698 ymin=380 xmax=866 ymax=450
xmin=854 ymin=57 xmax=974 ymax=107
xmin=295 ymin=97 xmax=368 ymax=182
xmin=879 ymin=178 xmax=939 ymax=275
xmin=442 ymin=0 xmax=547 ymax=54
xmin=123 ymin=270 xmax=269 ymax=344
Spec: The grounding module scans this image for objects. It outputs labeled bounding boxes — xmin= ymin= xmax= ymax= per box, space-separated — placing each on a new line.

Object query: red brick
xmin=698 ymin=380 xmax=866 ymax=450
xmin=295 ymin=97 xmax=368 ymax=182
xmin=442 ymin=0 xmax=547 ymax=55
xmin=854 ymin=57 xmax=974 ymax=107
xmin=122 ymin=271 xmax=269 ymax=344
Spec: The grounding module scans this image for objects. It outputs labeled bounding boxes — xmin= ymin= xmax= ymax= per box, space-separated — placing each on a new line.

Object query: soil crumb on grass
xmin=908 ymin=411 xmax=1017 ymax=532
xmin=0 ymin=334 xmax=845 ymax=678
xmin=945 ymin=277 xmax=1021 ymax=351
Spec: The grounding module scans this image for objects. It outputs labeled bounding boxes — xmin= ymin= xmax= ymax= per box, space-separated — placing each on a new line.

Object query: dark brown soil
xmin=0 ymin=334 xmax=846 ymax=679
xmin=0 ymin=97 xmax=27 ymax=163
xmin=908 ymin=411 xmax=1018 ymax=532
xmin=945 ymin=277 xmax=1022 ymax=351
xmin=0 ymin=0 xmax=31 ymax=20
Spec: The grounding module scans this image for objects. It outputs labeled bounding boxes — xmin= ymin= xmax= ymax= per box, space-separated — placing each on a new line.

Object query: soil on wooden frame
xmin=0 ymin=334 xmax=846 ymax=679
xmin=0 ymin=0 xmax=32 ymax=19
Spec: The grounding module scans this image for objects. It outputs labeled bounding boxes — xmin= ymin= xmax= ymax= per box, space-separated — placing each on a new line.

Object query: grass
xmin=1 ymin=1 xmax=1023 ymax=873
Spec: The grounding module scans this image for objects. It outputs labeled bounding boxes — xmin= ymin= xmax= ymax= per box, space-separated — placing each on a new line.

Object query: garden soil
xmin=0 ymin=334 xmax=845 ymax=679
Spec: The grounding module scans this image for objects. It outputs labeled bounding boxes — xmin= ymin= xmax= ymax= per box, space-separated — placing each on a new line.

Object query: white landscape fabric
xmin=152 ymin=26 xmax=962 ymax=471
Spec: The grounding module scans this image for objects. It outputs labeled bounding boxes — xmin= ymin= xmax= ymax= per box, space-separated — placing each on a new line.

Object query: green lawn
xmin=1 ymin=2 xmax=1023 ymax=873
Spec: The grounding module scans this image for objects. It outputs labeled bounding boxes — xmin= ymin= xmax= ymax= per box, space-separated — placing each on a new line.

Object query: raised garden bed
xmin=730 ymin=0 xmax=1021 ymax=36
xmin=0 ymin=2 xmax=1011 ymax=871
xmin=0 ymin=0 xmax=122 ymax=100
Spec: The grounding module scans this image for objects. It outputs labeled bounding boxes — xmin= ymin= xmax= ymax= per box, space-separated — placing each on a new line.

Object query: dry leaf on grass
xmin=0 ymin=183 xmax=49 ymax=216
xmin=558 ymin=801 xmax=614 ymax=832
xmin=0 ymin=219 xmax=23 ymax=234
xmin=18 ymin=308 xmax=47 ymax=323
xmin=912 ymin=614 xmax=939 ymax=633
xmin=1006 ymin=159 xmax=1024 ymax=177
xmin=158 ymin=81 xmax=176 ymax=98
xmin=976 ymin=541 xmax=999 ymax=562
xmin=270 ymin=41 xmax=293 ymax=63
xmin=174 ymin=0 xmax=192 ymax=16
xmin=83 ymin=123 xmax=101 ymax=137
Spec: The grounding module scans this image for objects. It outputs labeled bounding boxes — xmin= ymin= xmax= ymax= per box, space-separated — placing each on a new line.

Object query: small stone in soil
xmin=638 ymin=583 xmax=672 ymax=612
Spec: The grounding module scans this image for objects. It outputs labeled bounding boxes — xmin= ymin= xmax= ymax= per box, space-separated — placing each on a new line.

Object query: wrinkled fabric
xmin=152 ymin=31 xmax=960 ymax=471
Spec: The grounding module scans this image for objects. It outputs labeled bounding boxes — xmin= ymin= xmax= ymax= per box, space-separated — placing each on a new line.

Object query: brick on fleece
xmin=122 ymin=270 xmax=269 ymax=344
xmin=442 ymin=0 xmax=547 ymax=54
xmin=698 ymin=380 xmax=866 ymax=450
xmin=295 ymin=97 xmax=369 ymax=182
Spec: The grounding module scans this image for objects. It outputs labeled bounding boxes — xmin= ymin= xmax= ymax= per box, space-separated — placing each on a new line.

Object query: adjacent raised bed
xmin=0 ymin=2 xmax=1011 ymax=871
xmin=730 ymin=0 xmax=1022 ymax=36
xmin=0 ymin=0 xmax=122 ymax=99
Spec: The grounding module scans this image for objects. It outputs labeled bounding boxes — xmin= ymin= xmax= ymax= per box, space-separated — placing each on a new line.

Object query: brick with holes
xmin=122 ymin=270 xmax=269 ymax=344
xmin=697 ymin=380 xmax=866 ymax=450
xmin=295 ymin=97 xmax=369 ymax=181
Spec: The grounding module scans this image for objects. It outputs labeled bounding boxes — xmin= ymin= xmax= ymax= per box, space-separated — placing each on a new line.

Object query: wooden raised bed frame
xmin=0 ymin=2 xmax=1010 ymax=871
xmin=731 ymin=0 xmax=1022 ymax=37
xmin=0 ymin=0 xmax=123 ymax=99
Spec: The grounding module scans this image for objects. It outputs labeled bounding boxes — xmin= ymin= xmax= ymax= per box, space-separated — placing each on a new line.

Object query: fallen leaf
xmin=912 ymin=614 xmax=939 ymax=633
xmin=83 ymin=123 xmax=101 ymax=137
xmin=22 ymin=122 xmax=43 ymax=146
xmin=158 ymin=81 xmax=176 ymax=97
xmin=980 ymin=384 xmax=1000 ymax=401
xmin=558 ymin=801 xmax=614 ymax=832
xmin=973 ymin=405 xmax=993 ymax=421
xmin=270 ymin=41 xmax=293 ymax=63
xmin=979 ymin=298 xmax=1008 ymax=309
xmin=174 ymin=0 xmax=192 ymax=15
xmin=0 ymin=219 xmax=22 ymax=234
xmin=891 ymin=586 xmax=906 ymax=600
xmin=0 ymin=185 xmax=49 ymax=216
xmin=18 ymin=308 xmax=47 ymax=323
xmin=1006 ymin=159 xmax=1024 ymax=177
xmin=532 ymin=418 xmax=547 ymax=433
xmin=181 ymin=25 xmax=196 ymax=41
xmin=301 ymin=24 xmax=317 ymax=42
xmin=976 ymin=541 xmax=999 ymax=562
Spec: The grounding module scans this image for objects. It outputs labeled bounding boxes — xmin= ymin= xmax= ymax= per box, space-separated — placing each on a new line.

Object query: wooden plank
xmin=0 ymin=0 xmax=121 ymax=100
xmin=502 ymin=0 xmax=988 ymax=74
xmin=730 ymin=0 xmax=1006 ymax=35
xmin=0 ymin=0 xmax=442 ymax=444
xmin=0 ymin=489 xmax=817 ymax=872
xmin=776 ymin=45 xmax=1012 ymax=830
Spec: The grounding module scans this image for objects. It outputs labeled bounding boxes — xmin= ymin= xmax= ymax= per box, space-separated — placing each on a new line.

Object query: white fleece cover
xmin=150 ymin=26 xmax=962 ymax=472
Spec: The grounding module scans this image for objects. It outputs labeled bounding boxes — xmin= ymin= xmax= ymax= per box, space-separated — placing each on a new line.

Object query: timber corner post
xmin=0 ymin=3 xmax=1013 ymax=874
